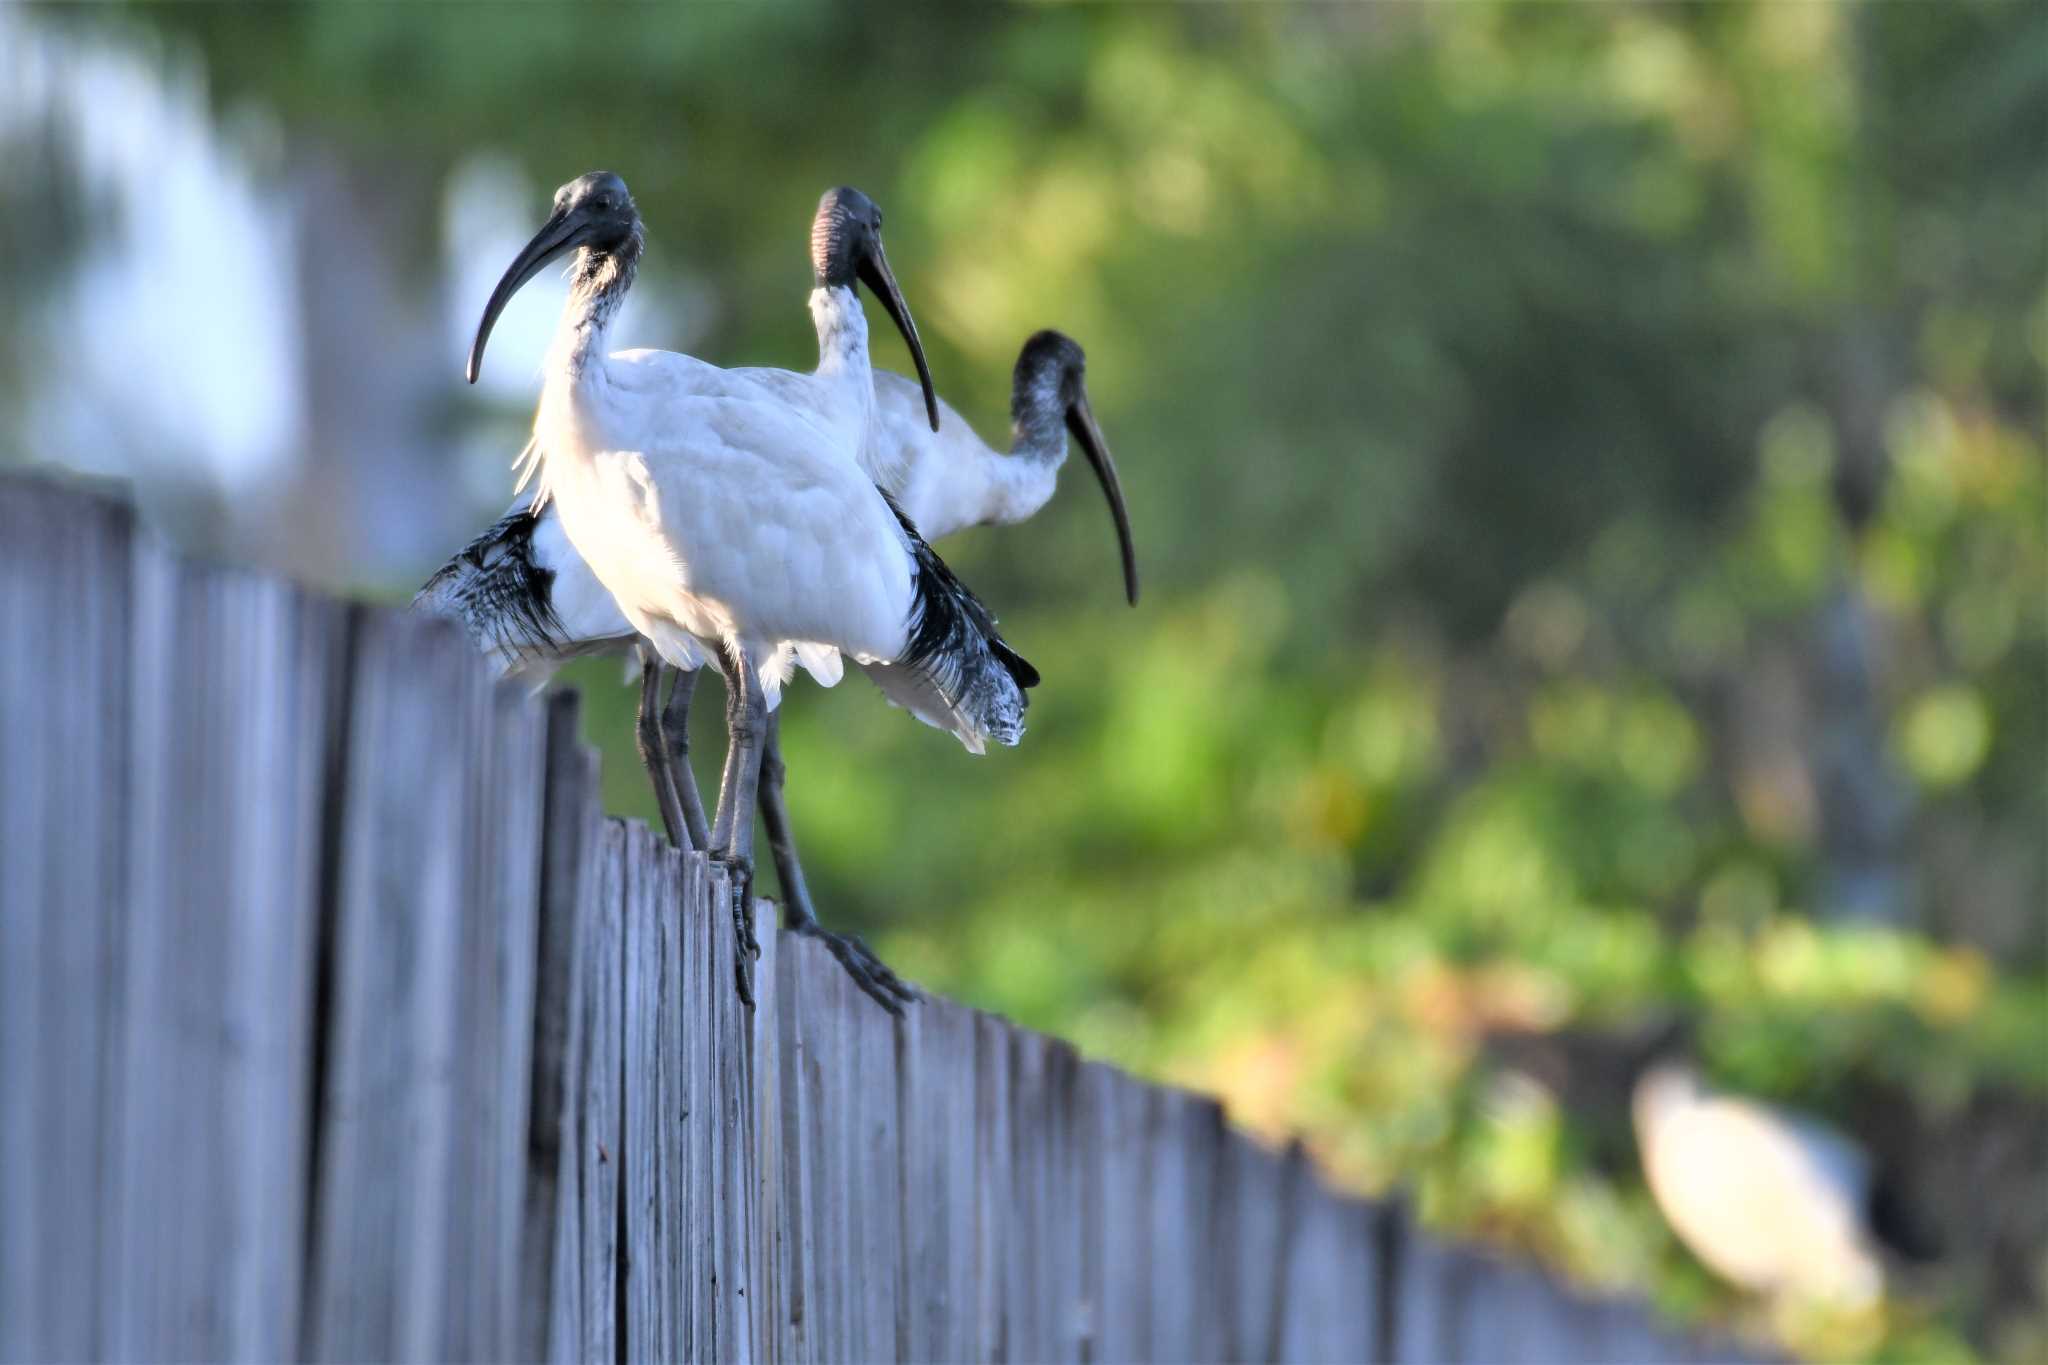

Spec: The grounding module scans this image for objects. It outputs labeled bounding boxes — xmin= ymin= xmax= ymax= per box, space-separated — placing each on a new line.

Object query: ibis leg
xmin=635 ymin=652 xmax=693 ymax=851
xmin=708 ymin=643 xmax=766 ymax=1005
xmin=756 ymin=713 xmax=818 ymax=926
xmin=758 ymin=714 xmax=915 ymax=1015
xmin=657 ymin=665 xmax=711 ymax=851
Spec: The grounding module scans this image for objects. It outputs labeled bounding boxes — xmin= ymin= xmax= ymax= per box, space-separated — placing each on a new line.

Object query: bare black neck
xmin=556 ymin=233 xmax=642 ymax=377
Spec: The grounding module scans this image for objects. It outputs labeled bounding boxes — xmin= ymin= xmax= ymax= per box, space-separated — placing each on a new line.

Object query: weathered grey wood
xmin=681 ymin=853 xmax=715 ymax=1364
xmin=0 ymin=480 xmax=134 ymax=1365
xmin=1081 ymin=1060 xmax=1153 ymax=1363
xmin=107 ymin=534 xmax=196 ymax=1364
xmin=304 ymin=610 xmax=487 ymax=1362
xmin=1003 ymin=1029 xmax=1050 ymax=1365
xmin=770 ymin=925 xmax=818 ymax=1364
xmin=1004 ymin=1029 xmax=1053 ymax=1365
xmin=1466 ymin=1256 xmax=1680 ymax=1365
xmin=622 ymin=823 xmax=683 ymax=1363
xmin=1050 ymin=1039 xmax=1091 ymax=1365
xmin=674 ymin=852 xmax=702 ymax=1362
xmin=529 ymin=694 xmax=601 ymax=1364
xmin=574 ymin=822 xmax=628 ymax=1364
xmin=1393 ymin=1229 xmax=1471 ymax=1365
xmin=710 ymin=864 xmax=759 ymax=1365
xmin=1470 ymin=1259 xmax=1597 ymax=1365
xmin=1396 ymin=1226 xmax=1635 ymax=1365
xmin=1006 ymin=1030 xmax=1089 ymax=1364
xmin=847 ymin=943 xmax=906 ymax=1364
xmin=790 ymin=932 xmax=852 ymax=1364
xmin=712 ymin=859 xmax=757 ymax=1365
xmin=2 ymin=474 xmax=1780 ymax=1365
xmin=1274 ymin=1178 xmax=1384 ymax=1365
xmin=0 ymin=478 xmax=46 ymax=1362
xmin=1585 ymin=1293 xmax=1771 ymax=1365
xmin=1605 ymin=1301 xmax=1679 ymax=1365
xmin=1390 ymin=1230 xmax=1676 ymax=1365
xmin=446 ymin=641 xmax=549 ymax=1363
xmin=747 ymin=897 xmax=785 ymax=1365
xmin=971 ymin=1010 xmax=1015 ymax=1363
xmin=670 ymin=841 xmax=698 ymax=1362
xmin=1211 ymin=1132 xmax=1304 ymax=1363
xmin=112 ymin=548 xmax=343 ymax=1364
xmin=899 ymin=994 xmax=979 ymax=1365
xmin=1146 ymin=1087 xmax=1226 ymax=1364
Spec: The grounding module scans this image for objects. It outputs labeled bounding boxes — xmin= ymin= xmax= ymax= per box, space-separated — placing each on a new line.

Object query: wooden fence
xmin=0 ymin=473 xmax=1760 ymax=1364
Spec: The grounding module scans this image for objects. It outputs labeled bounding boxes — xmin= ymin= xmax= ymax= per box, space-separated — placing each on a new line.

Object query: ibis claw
xmin=732 ymin=882 xmax=761 ymax=964
xmin=735 ymin=894 xmax=760 ymax=963
xmin=733 ymin=952 xmax=756 ymax=1010
xmin=711 ymin=853 xmax=760 ymax=1009
xmin=789 ymin=921 xmax=917 ymax=1016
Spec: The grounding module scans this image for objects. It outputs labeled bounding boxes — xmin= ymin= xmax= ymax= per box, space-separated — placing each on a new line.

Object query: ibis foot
xmin=787 ymin=919 xmax=917 ymax=1016
xmin=710 ymin=853 xmax=760 ymax=1009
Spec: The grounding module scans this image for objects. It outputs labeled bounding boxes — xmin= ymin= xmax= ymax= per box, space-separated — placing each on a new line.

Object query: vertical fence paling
xmin=114 ymin=543 xmax=345 ymax=1364
xmin=525 ymin=691 xmax=600 ymax=1363
xmin=308 ymin=609 xmax=479 ymax=1360
xmin=0 ymin=475 xmax=1769 ymax=1365
xmin=620 ymin=823 xmax=663 ymax=1361
xmin=575 ymin=822 xmax=627 ymax=1365
xmin=898 ymin=995 xmax=976 ymax=1365
xmin=0 ymin=480 xmax=136 ymax=1363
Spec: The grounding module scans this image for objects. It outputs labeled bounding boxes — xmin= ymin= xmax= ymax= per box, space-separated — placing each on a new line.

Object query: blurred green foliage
xmin=46 ymin=0 xmax=2048 ymax=1358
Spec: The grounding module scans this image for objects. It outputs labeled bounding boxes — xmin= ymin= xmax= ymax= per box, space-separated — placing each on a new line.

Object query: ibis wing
xmin=867 ymin=490 xmax=1036 ymax=751
xmin=617 ymin=393 xmax=919 ymax=659
xmin=415 ymin=494 xmax=637 ymax=685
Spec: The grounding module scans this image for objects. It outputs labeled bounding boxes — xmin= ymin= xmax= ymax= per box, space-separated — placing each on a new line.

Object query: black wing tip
xmin=414 ymin=501 xmax=569 ymax=659
xmin=994 ymin=639 xmax=1040 ymax=691
xmin=881 ymin=486 xmax=1042 ymax=730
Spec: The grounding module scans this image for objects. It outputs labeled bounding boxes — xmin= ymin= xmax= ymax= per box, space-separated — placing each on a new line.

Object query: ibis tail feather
xmin=868 ymin=491 xmax=1037 ymax=753
xmin=414 ymin=496 xmax=634 ymax=687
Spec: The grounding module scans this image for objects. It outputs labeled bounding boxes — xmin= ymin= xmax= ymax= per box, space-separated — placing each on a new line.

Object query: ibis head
xmin=1015 ymin=331 xmax=1139 ymax=606
xmin=811 ymin=186 xmax=939 ymax=433
xmin=468 ymin=171 xmax=641 ymax=384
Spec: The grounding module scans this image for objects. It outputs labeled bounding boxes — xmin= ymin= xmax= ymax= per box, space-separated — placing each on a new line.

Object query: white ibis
xmin=878 ymin=329 xmax=1136 ymax=602
xmin=1634 ymin=1061 xmax=1887 ymax=1306
xmin=752 ymin=327 xmax=1133 ymax=998
xmin=463 ymin=172 xmax=1037 ymax=1007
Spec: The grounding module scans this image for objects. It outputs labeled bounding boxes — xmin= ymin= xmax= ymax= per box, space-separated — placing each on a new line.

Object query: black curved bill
xmin=468 ymin=209 xmax=581 ymax=384
xmin=856 ymin=238 xmax=940 ymax=432
xmin=1066 ymin=391 xmax=1138 ymax=605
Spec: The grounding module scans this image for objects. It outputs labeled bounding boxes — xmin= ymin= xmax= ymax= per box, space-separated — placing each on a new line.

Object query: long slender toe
xmin=711 ymin=854 xmax=760 ymax=1008
xmin=793 ymin=922 xmax=917 ymax=1015
xmin=718 ymin=856 xmax=761 ymax=959
xmin=734 ymin=891 xmax=761 ymax=962
xmin=834 ymin=932 xmax=917 ymax=1007
xmin=733 ymin=953 xmax=756 ymax=1010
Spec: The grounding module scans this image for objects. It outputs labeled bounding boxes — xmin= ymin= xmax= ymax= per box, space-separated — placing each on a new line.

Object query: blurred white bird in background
xmin=1633 ymin=1060 xmax=1887 ymax=1308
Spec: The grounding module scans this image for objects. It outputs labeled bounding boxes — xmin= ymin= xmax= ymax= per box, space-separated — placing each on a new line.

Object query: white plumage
xmin=1635 ymin=1062 xmax=1886 ymax=1306
xmin=534 ymin=328 xmax=908 ymax=706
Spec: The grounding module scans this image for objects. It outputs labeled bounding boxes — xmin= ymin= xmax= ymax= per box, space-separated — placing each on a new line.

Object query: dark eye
xmin=594 ymin=194 xmax=614 ymax=211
